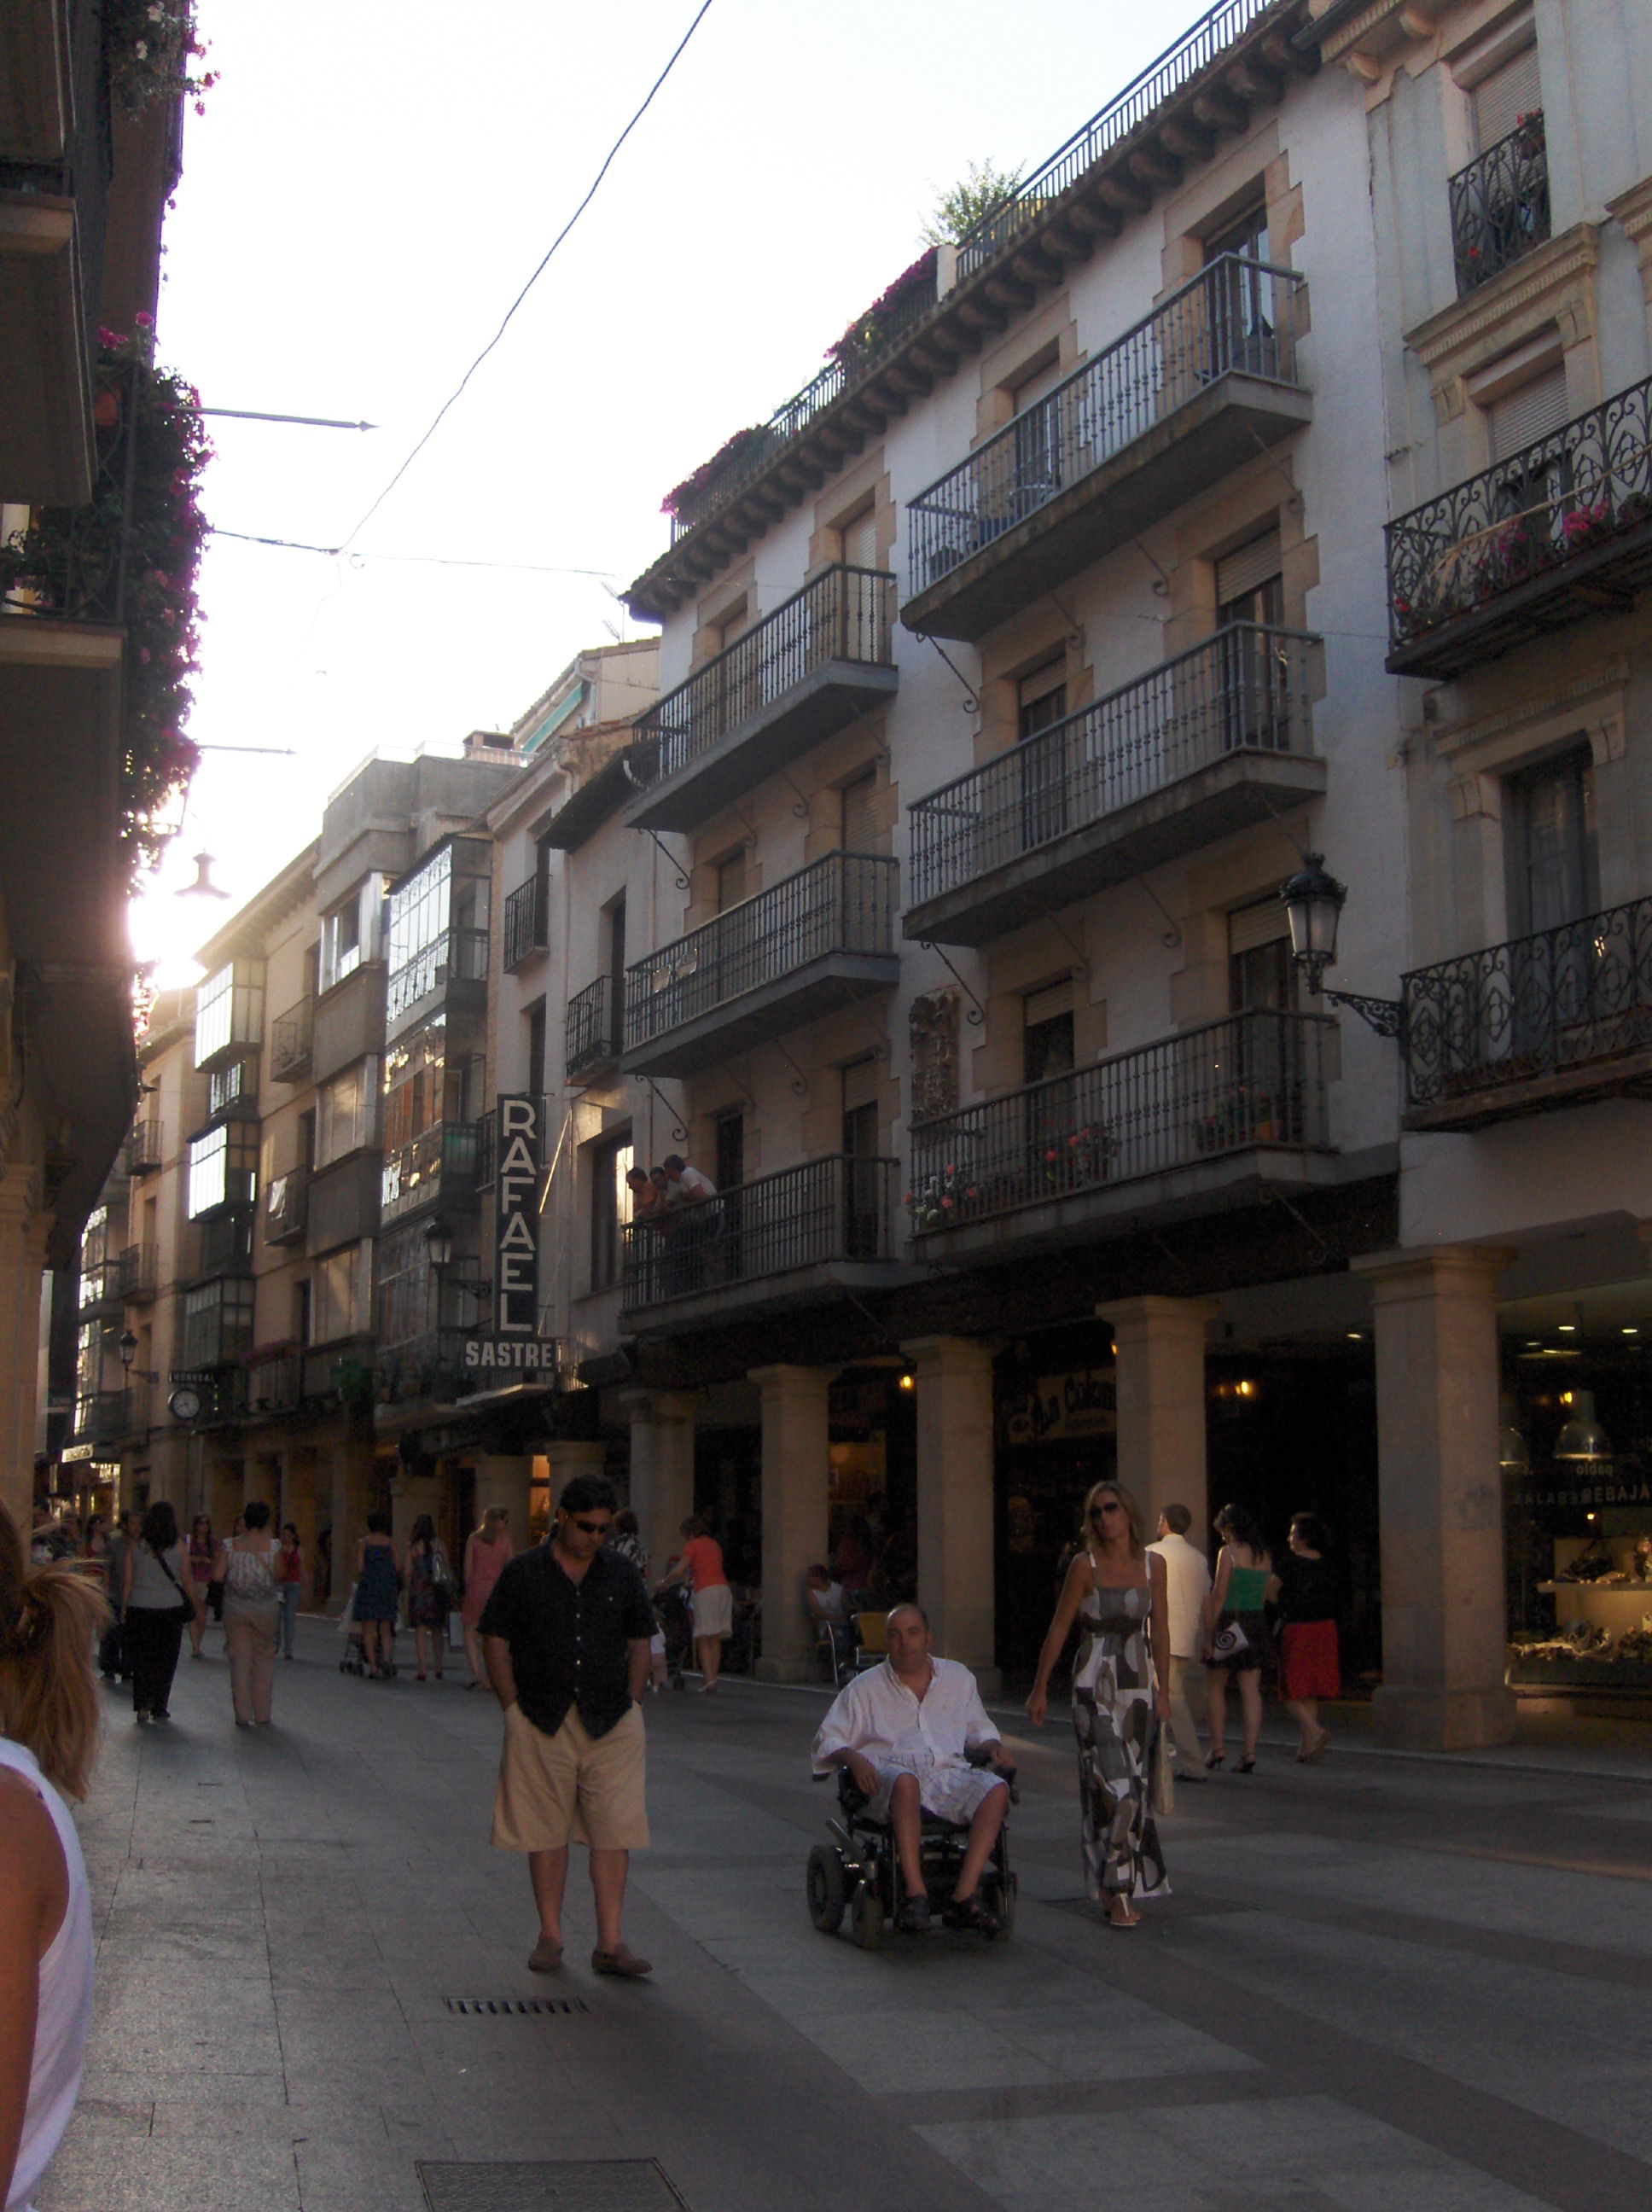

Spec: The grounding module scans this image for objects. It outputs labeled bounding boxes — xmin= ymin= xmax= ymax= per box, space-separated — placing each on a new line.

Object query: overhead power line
xmin=206 ymin=526 xmax=622 ymax=579
xmin=336 ymin=0 xmax=716 ymax=555
xmin=200 ymin=409 xmax=377 ymax=430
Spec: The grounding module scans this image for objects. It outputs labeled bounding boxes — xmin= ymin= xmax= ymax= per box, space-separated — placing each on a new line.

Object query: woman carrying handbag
xmin=1201 ymin=1503 xmax=1272 ymax=1772
xmin=120 ymin=1503 xmax=202 ymax=1725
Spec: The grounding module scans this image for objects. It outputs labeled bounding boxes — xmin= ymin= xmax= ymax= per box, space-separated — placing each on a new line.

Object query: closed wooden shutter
xmin=841 ymin=1055 xmax=880 ymax=1114
xmin=1216 ymin=529 xmax=1283 ymax=608
xmin=1473 ymin=40 xmax=1541 ymax=151
xmin=715 ymin=848 xmax=747 ymax=912
xmin=841 ymin=505 xmax=878 ymax=570
xmin=1023 ymin=976 xmax=1075 ymax=1027
xmin=841 ymin=770 xmax=878 ymax=853
xmin=1489 ymin=366 xmax=1568 ymax=459
xmin=1228 ymin=895 xmax=1289 ymax=956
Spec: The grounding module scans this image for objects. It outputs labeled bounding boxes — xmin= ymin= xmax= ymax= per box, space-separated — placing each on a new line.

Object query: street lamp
xmin=117 ymin=1330 xmax=137 ymax=1371
xmin=423 ymin=1216 xmax=455 ymax=1272
xmin=1280 ymin=854 xmax=1406 ymax=1039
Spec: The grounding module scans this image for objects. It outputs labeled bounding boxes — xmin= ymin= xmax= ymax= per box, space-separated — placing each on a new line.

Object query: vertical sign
xmin=494 ymin=1095 xmax=540 ymax=1338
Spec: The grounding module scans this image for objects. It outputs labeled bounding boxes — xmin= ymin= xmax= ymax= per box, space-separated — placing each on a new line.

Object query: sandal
xmin=1204 ymin=1749 xmax=1224 ymax=1770
xmin=1236 ymin=1756 xmax=1256 ymax=1773
xmin=1106 ymin=1901 xmax=1142 ymax=1930
xmin=943 ymin=1894 xmax=1000 ymax=1934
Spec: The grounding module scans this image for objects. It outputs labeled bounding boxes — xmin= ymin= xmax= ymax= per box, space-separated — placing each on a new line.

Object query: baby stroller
xmin=336 ymin=1583 xmax=398 ymax=1679
xmin=806 ymin=1749 xmax=1017 ymax=1951
xmin=655 ymin=1581 xmax=695 ymax=1690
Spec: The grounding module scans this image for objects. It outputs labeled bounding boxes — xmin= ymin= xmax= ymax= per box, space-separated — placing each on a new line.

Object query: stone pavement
xmin=38 ymin=1619 xmax=1652 ymax=2212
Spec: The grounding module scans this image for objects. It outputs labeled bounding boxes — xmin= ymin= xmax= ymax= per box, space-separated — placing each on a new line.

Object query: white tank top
xmin=0 ymin=1737 xmax=93 ymax=2212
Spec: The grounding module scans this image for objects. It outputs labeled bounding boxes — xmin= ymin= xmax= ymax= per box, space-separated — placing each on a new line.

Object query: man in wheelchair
xmin=811 ymin=1603 xmax=1013 ymax=1936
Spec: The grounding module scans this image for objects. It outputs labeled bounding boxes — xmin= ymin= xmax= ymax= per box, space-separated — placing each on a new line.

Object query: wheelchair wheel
xmin=987 ymin=1871 xmax=1017 ymax=1941
xmin=806 ymin=1845 xmax=846 ymax=1935
xmin=851 ymin=1882 xmax=884 ymax=1952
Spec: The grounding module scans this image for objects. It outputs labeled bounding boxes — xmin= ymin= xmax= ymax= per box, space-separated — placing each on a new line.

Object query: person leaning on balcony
xmin=660 ymin=1154 xmax=719 ymax=1294
xmin=213 ymin=1502 xmax=283 ymax=1727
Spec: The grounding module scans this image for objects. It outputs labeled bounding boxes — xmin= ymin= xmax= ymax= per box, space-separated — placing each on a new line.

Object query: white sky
xmin=133 ymin=0 xmax=1220 ymax=984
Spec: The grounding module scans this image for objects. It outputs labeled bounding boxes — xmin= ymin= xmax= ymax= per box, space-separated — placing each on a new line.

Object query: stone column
xmin=1354 ymin=1245 xmax=1517 ymax=1752
xmin=621 ymin=1389 xmax=696 ymax=1581
xmin=469 ymin=1454 xmax=535 ymax=1551
xmin=328 ymin=1436 xmax=376 ymax=1603
xmin=282 ymin=1447 xmax=320 ymax=1607
xmin=1096 ymin=1295 xmax=1220 ymax=1543
xmin=544 ymin=1441 xmax=608 ymax=1525
xmin=751 ymin=1364 xmax=832 ymax=1683
xmin=0 ymin=1168 xmax=46 ymax=1528
xmin=903 ymin=1336 xmax=1000 ymax=1692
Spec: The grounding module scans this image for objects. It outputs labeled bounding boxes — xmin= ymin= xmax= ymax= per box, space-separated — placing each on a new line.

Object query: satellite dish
xmin=177 ymin=851 xmax=230 ymax=900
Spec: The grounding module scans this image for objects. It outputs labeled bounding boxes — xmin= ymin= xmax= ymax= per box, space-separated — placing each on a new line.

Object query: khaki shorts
xmin=491 ymin=1702 xmax=649 ymax=1853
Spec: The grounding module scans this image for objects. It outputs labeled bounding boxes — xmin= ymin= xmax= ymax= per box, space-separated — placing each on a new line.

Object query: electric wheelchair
xmin=806 ymin=1750 xmax=1018 ymax=1950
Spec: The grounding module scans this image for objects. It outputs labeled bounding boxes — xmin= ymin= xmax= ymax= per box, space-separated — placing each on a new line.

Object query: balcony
xmin=311 ymin=960 xmax=385 ymax=1085
xmin=620 ymin=1154 xmax=906 ymax=1330
xmin=77 ymin=1259 xmax=120 ymax=1317
xmin=908 ymin=1010 xmax=1336 ymax=1260
xmin=503 ymin=876 xmax=549 ymax=971
xmin=622 ymin=853 xmax=899 ymax=1080
xmin=186 ymin=1209 xmax=253 ymax=1284
xmin=1400 ymin=899 xmax=1652 ymax=1131
xmin=305 ymin=1151 xmax=381 ymax=1256
xmin=1450 ymin=114 xmax=1549 ymax=296
xmin=1387 ymin=375 xmax=1652 ymax=680
xmin=386 ymin=926 xmax=488 ymax=1038
xmin=73 ymin=1388 xmax=139 ymax=1448
xmin=567 ymin=975 xmax=622 ymax=1084
xmin=270 ymin=996 xmax=313 ymax=1083
xmin=125 ymin=1115 xmax=162 ymax=1174
xmin=377 ymin=1327 xmax=483 ymax=1409
xmin=905 ymin=625 xmax=1323 ymax=946
xmin=118 ymin=1241 xmax=158 ymax=1301
xmin=626 ymin=567 xmax=899 ymax=833
xmin=904 ymin=257 xmax=1310 ymax=643
xmin=381 ymin=1120 xmax=481 ymax=1227
xmin=264 ymin=1167 xmax=308 ymax=1247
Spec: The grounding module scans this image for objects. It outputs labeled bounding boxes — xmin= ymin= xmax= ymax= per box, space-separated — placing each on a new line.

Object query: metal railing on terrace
xmin=126 ymin=1116 xmax=162 ymax=1174
xmin=630 ymin=567 xmax=895 ymax=791
xmin=624 ymin=853 xmax=898 ymax=1055
xmin=952 ymin=0 xmax=1284 ymax=278
xmin=907 ymin=1010 xmax=1333 ymax=1233
xmin=621 ymin=1153 xmax=899 ymax=1310
xmin=1401 ymin=899 xmax=1652 ymax=1115
xmin=567 ymin=975 xmax=621 ymax=1080
xmin=503 ymin=878 xmax=549 ymax=971
xmin=1450 ymin=114 xmax=1549 ymax=296
xmin=1386 ymin=374 xmax=1652 ymax=655
xmin=118 ymin=1243 xmax=159 ymax=1300
xmin=907 ymin=257 xmax=1305 ymax=593
xmin=908 ymin=625 xmax=1317 ymax=906
xmin=270 ymin=997 xmax=313 ymax=1081
xmin=386 ymin=928 xmax=489 ymax=1024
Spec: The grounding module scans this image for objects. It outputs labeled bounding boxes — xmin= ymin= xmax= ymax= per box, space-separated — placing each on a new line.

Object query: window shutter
xmin=1489 ymin=367 xmax=1568 ymax=460
xmin=1473 ymin=41 xmax=1541 ymax=150
xmin=841 ymin=1055 xmax=880 ymax=1114
xmin=841 ymin=506 xmax=878 ymax=570
xmin=841 ymin=771 xmax=878 ymax=853
xmin=1023 ymin=976 xmax=1075 ymax=1027
xmin=1216 ymin=529 xmax=1283 ymax=608
xmin=1228 ymin=896 xmax=1289 ymax=956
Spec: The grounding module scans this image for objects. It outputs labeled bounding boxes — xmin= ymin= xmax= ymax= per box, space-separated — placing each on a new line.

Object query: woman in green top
xmin=1201 ymin=1504 xmax=1271 ymax=1772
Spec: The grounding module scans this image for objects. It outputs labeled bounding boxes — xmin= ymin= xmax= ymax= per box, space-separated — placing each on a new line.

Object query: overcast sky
xmin=135 ymin=0 xmax=1221 ymax=982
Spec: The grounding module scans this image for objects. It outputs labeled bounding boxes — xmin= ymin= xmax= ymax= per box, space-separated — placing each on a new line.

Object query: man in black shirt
xmin=480 ymin=1474 xmax=655 ymax=1977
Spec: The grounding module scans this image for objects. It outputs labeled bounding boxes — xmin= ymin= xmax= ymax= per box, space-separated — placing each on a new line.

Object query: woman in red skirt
xmin=1271 ymin=1512 xmax=1338 ymax=1762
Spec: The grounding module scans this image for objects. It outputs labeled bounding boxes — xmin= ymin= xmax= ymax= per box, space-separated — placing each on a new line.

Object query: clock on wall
xmin=167 ymin=1385 xmax=202 ymax=1424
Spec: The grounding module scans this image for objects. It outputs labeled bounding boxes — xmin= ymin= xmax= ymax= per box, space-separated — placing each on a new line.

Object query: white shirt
xmin=809 ymin=1580 xmax=847 ymax=1626
xmin=1147 ymin=1532 xmax=1213 ymax=1659
xmin=811 ymin=1656 xmax=999 ymax=1778
xmin=666 ymin=1165 xmax=717 ymax=1206
xmin=1 ymin=1738 xmax=93 ymax=2212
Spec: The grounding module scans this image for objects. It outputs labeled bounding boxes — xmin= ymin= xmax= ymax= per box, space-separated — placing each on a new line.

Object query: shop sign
xmin=462 ymin=1096 xmax=557 ymax=1376
xmin=1519 ymin=1476 xmax=1652 ymax=1509
xmin=61 ymin=1441 xmax=96 ymax=1463
xmin=999 ymin=1368 xmax=1116 ymax=1447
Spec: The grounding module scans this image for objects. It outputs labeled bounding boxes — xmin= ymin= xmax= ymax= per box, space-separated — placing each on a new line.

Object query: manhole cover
xmin=441 ymin=1998 xmax=588 ymax=2017
xmin=418 ymin=2161 xmax=687 ymax=2210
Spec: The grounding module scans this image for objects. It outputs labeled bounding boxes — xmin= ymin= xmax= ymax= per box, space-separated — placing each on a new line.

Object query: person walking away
xmin=186 ymin=1515 xmax=216 ymax=1658
xmin=1027 ymin=1480 xmax=1171 ymax=1928
xmin=276 ymin=1524 xmax=304 ymax=1660
xmin=1271 ymin=1512 xmax=1338 ymax=1762
xmin=352 ymin=1512 xmax=402 ymax=1680
xmin=99 ymin=1508 xmax=141 ymax=1683
xmin=481 ymin=1475 xmax=654 ymax=1978
xmin=611 ymin=1511 xmax=667 ymax=1692
xmin=1202 ymin=1503 xmax=1272 ymax=1772
xmin=406 ymin=1514 xmax=450 ymax=1682
xmin=1146 ymin=1503 xmax=1211 ymax=1783
xmin=120 ymin=1504 xmax=201 ymax=1724
xmin=213 ymin=1503 xmax=282 ymax=1727
xmin=654 ymin=1517 xmax=730 ymax=1692
xmin=0 ymin=1500 xmax=102 ymax=2212
xmin=461 ymin=1505 xmax=514 ymax=1689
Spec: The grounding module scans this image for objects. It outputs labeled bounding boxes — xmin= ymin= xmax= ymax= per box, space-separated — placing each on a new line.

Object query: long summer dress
xmin=1072 ymin=1563 xmax=1169 ymax=1904
xmin=461 ymin=1532 xmax=512 ymax=1631
xmin=352 ymin=1538 xmax=399 ymax=1625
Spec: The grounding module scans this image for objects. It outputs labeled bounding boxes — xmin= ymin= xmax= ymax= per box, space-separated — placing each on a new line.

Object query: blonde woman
xmin=1027 ymin=1480 xmax=1171 ymax=1927
xmin=0 ymin=1500 xmax=103 ymax=2212
xmin=460 ymin=1505 xmax=514 ymax=1690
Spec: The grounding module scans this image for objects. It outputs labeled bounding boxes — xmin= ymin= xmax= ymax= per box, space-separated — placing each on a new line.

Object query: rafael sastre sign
xmin=462 ymin=1095 xmax=556 ymax=1374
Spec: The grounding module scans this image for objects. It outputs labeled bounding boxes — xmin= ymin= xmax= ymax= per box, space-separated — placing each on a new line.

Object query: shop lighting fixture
xmin=1623 ymin=1327 xmax=1640 ymax=1337
xmin=1555 ymin=1388 xmax=1612 ymax=1463
xmin=898 ymin=1372 xmax=915 ymax=1392
xmin=1347 ymin=1330 xmax=1364 ymax=1342
xmin=1558 ymin=1323 xmax=1577 ymax=1333
xmin=1235 ymin=1379 xmax=1257 ymax=1398
xmin=1498 ymin=1393 xmax=1530 ymax=1475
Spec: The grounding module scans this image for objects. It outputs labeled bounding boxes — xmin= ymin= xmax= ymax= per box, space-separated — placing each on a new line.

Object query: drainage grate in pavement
xmin=441 ymin=1996 xmax=589 ymax=2017
xmin=418 ymin=2160 xmax=688 ymax=2210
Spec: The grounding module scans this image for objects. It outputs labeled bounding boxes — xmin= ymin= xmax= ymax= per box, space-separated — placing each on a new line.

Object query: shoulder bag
xmin=154 ymin=1546 xmax=196 ymax=1625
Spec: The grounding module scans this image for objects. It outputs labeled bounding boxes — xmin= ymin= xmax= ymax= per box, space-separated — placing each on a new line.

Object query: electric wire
xmin=208 ymin=526 xmax=622 ymax=579
xmin=336 ymin=0 xmax=715 ymax=555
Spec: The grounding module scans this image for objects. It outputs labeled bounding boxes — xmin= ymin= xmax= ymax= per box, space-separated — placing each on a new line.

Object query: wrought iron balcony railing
xmin=908 ymin=624 xmax=1318 ymax=911
xmin=1401 ymin=899 xmax=1652 ymax=1126
xmin=264 ymin=1167 xmax=309 ymax=1246
xmin=1450 ymin=114 xmax=1549 ymax=296
xmin=625 ymin=853 xmax=898 ymax=1057
xmin=125 ymin=1116 xmax=163 ymax=1174
xmin=567 ymin=975 xmax=621 ymax=1081
xmin=270 ymin=997 xmax=314 ymax=1082
xmin=376 ymin=1326 xmax=484 ymax=1407
xmin=503 ymin=877 xmax=549 ymax=971
xmin=118 ymin=1243 xmax=159 ymax=1301
xmin=629 ymin=566 xmax=896 ymax=795
xmin=908 ymin=1010 xmax=1333 ymax=1235
xmin=387 ymin=928 xmax=489 ymax=1026
xmin=621 ymin=1153 xmax=899 ymax=1311
xmin=1386 ymin=374 xmax=1652 ymax=676
xmin=907 ymin=256 xmax=1306 ymax=601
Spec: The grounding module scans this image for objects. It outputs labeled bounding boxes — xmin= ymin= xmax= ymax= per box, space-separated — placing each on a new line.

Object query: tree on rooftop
xmin=922 ymin=160 xmax=1025 ymax=247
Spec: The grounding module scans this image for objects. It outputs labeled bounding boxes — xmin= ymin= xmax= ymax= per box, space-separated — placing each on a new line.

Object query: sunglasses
xmin=567 ymin=1516 xmax=611 ymax=1535
xmin=1090 ymin=1500 xmax=1124 ymax=1520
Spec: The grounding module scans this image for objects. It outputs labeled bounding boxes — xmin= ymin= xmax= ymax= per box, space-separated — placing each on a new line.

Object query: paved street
xmin=39 ymin=1624 xmax=1652 ymax=2212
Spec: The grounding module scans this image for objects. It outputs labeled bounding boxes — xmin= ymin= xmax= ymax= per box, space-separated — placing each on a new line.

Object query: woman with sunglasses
xmin=1027 ymin=1480 xmax=1170 ymax=1927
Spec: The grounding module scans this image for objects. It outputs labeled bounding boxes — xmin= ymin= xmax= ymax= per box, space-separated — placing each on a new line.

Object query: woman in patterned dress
xmin=1027 ymin=1480 xmax=1171 ymax=1927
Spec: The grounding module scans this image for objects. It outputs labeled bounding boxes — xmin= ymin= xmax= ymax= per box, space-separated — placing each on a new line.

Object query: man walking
xmin=1146 ymin=1503 xmax=1211 ymax=1781
xmin=480 ymin=1475 xmax=655 ymax=1977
